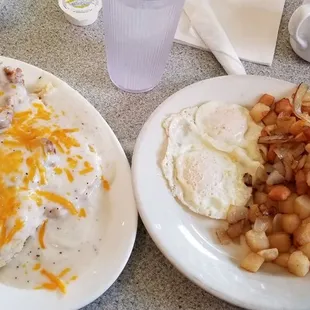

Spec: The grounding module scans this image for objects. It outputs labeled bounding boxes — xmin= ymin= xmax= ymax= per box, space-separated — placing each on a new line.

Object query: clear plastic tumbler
xmin=103 ymin=0 xmax=185 ymax=93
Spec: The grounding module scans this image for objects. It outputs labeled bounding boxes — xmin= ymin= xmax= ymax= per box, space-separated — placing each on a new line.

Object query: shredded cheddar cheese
xmin=33 ymin=263 xmax=41 ymax=271
xmin=79 ymin=161 xmax=94 ymax=175
xmin=64 ymin=168 xmax=74 ymax=183
xmin=53 ymin=167 xmax=63 ymax=175
xmin=78 ymin=208 xmax=86 ymax=218
xmin=70 ymin=275 xmax=78 ymax=282
xmin=101 ymin=176 xmax=110 ymax=191
xmin=36 ymin=191 xmax=78 ymax=215
xmin=40 ymin=269 xmax=66 ymax=294
xmin=38 ymin=220 xmax=48 ymax=249
xmin=58 ymin=268 xmax=71 ymax=278
xmin=67 ymin=157 xmax=78 ymax=169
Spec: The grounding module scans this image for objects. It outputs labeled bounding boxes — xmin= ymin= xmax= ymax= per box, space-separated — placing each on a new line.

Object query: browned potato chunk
xmin=287 ymin=251 xmax=310 ymax=277
xmin=278 ymin=193 xmax=298 ymax=214
xmin=275 ymin=98 xmax=293 ymax=114
xmin=290 ymin=120 xmax=307 ymax=136
xmin=305 ymin=143 xmax=310 ymax=153
xmin=227 ymin=205 xmax=247 ymax=224
xmin=294 ymin=223 xmax=310 ymax=247
xmin=274 ymin=253 xmax=290 ymax=268
xmin=259 ymin=94 xmax=275 ymax=107
xmin=299 ymin=243 xmax=310 ymax=259
xmin=268 ymin=232 xmax=291 ymax=253
xmin=240 ymin=252 xmax=265 ymax=272
xmin=254 ymin=192 xmax=268 ymax=205
xmin=295 ymin=170 xmax=308 ymax=195
xmin=262 ymin=111 xmax=277 ymax=126
xmin=295 ymin=132 xmax=308 ymax=143
xmin=272 ymin=214 xmax=283 ymax=233
xmin=245 ymin=229 xmax=270 ymax=252
xmin=216 ymin=229 xmax=231 ymax=245
xmin=294 ymin=195 xmax=310 ymax=219
xmin=276 ymin=117 xmax=296 ymax=134
xmin=227 ymin=220 xmax=244 ymax=239
xmin=282 ymin=214 xmax=301 ymax=234
xmin=257 ymin=248 xmax=279 ymax=262
xmin=250 ymin=103 xmax=271 ymax=123
xmin=248 ymin=204 xmax=263 ymax=223
xmin=268 ymin=185 xmax=291 ymax=201
xmin=302 ymin=217 xmax=310 ymax=225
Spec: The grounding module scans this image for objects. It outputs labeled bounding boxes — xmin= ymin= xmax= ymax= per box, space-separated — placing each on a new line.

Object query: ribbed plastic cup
xmin=103 ymin=0 xmax=185 ymax=93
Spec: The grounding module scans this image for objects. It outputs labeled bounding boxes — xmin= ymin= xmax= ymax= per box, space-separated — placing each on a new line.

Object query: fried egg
xmin=161 ymin=101 xmax=262 ymax=219
xmin=162 ymin=109 xmax=253 ymax=219
xmin=195 ymin=101 xmax=263 ymax=163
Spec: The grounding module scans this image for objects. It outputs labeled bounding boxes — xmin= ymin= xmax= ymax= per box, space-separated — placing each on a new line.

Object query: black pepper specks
xmin=59 ymin=251 xmax=62 ymax=255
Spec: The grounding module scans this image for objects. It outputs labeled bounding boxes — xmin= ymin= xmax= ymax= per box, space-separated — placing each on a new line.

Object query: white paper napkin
xmin=184 ymin=0 xmax=246 ymax=75
xmin=175 ymin=0 xmax=285 ymax=66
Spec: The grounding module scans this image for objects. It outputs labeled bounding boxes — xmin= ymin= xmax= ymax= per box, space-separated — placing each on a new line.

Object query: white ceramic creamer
xmin=289 ymin=0 xmax=310 ymax=62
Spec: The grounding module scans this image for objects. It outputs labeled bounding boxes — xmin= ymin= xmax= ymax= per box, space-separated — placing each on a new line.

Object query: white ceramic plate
xmin=0 ymin=56 xmax=137 ymax=310
xmin=132 ymin=75 xmax=309 ymax=310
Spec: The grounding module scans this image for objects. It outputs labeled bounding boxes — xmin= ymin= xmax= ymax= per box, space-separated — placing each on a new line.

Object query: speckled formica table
xmin=0 ymin=0 xmax=309 ymax=309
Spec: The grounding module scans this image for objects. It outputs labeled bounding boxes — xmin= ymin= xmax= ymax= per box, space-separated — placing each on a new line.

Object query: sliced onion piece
xmin=266 ymin=170 xmax=285 ymax=185
xmin=293 ymin=83 xmax=310 ymax=123
xmin=258 ymin=134 xmax=294 ymax=144
xmin=253 ymin=216 xmax=270 ymax=233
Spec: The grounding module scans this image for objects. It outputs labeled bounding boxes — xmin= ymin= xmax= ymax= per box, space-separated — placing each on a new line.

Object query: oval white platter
xmin=0 ymin=56 xmax=137 ymax=310
xmin=132 ymin=75 xmax=309 ymax=310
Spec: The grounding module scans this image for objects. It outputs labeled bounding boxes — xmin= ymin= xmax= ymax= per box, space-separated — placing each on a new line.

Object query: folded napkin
xmin=184 ymin=0 xmax=246 ymax=75
xmin=175 ymin=0 xmax=285 ymax=66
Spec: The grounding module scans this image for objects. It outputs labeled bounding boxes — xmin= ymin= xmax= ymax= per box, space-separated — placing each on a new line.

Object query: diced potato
xmin=295 ymin=132 xmax=308 ymax=143
xmin=299 ymin=243 xmax=310 ymax=259
xmin=240 ymin=252 xmax=265 ymax=272
xmin=268 ymin=185 xmax=291 ymax=201
xmin=290 ymin=120 xmax=306 ymax=136
xmin=289 ymin=246 xmax=297 ymax=254
xmin=216 ymin=229 xmax=231 ymax=245
xmin=254 ymin=192 xmax=268 ymax=205
xmin=245 ymin=229 xmax=270 ymax=252
xmin=253 ymin=216 xmax=270 ymax=233
xmin=258 ymin=248 xmax=279 ymax=262
xmin=268 ymin=232 xmax=291 ymax=253
xmin=250 ymin=103 xmax=271 ymax=123
xmin=227 ymin=205 xmax=248 ymax=224
xmin=305 ymin=143 xmax=310 ymax=153
xmin=278 ymin=193 xmax=297 ymax=214
xmin=287 ymin=251 xmax=310 ymax=277
xmin=294 ymin=195 xmax=310 ymax=219
xmin=294 ymin=223 xmax=310 ymax=246
xmin=272 ymin=214 xmax=283 ymax=233
xmin=282 ymin=214 xmax=301 ymax=234
xmin=273 ymin=161 xmax=285 ymax=176
xmin=306 ymin=171 xmax=310 ymax=187
xmin=275 ymin=98 xmax=293 ymax=114
xmin=304 ymin=127 xmax=310 ymax=140
xmin=267 ymin=144 xmax=277 ymax=162
xmin=265 ymin=216 xmax=273 ymax=235
xmin=227 ymin=220 xmax=244 ymax=239
xmin=259 ymin=94 xmax=275 ymax=107
xmin=302 ymin=217 xmax=310 ymax=225
xmin=276 ymin=117 xmax=296 ymax=134
xmin=274 ymin=253 xmax=290 ymax=268
xmin=304 ymin=154 xmax=310 ymax=169
xmin=262 ymin=111 xmax=277 ymax=126
xmin=295 ymin=170 xmax=308 ymax=195
xmin=248 ymin=204 xmax=263 ymax=223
